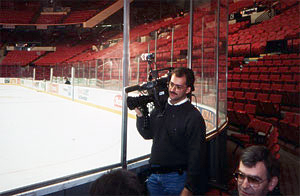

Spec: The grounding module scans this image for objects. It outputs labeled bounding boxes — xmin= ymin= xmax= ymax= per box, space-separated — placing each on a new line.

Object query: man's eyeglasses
xmin=168 ymin=82 xmax=186 ymax=91
xmin=233 ymin=172 xmax=268 ymax=188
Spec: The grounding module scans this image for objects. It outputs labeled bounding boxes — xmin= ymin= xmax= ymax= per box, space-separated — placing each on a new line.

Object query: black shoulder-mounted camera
xmin=125 ymin=53 xmax=173 ymax=116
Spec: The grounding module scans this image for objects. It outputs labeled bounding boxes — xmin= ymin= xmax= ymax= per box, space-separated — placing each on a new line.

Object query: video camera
xmin=125 ymin=53 xmax=174 ymax=116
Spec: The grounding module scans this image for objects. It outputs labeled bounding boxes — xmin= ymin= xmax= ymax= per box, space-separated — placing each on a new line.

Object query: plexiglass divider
xmin=23 ymin=0 xmax=228 ymax=134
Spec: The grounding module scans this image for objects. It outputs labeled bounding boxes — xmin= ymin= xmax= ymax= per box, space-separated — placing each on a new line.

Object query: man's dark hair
xmin=89 ymin=169 xmax=144 ymax=195
xmin=172 ymin=67 xmax=195 ymax=92
xmin=240 ymin=145 xmax=280 ymax=180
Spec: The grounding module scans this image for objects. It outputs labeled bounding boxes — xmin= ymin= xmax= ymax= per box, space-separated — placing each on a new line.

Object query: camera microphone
xmin=125 ymin=81 xmax=157 ymax=93
xmin=125 ymin=84 xmax=141 ymax=93
xmin=140 ymin=81 xmax=156 ymax=90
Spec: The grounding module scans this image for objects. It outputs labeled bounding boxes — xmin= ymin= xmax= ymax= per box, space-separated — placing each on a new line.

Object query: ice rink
xmin=0 ymin=84 xmax=152 ymax=193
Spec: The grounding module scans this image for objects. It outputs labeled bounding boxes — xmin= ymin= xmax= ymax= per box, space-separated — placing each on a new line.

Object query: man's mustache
xmin=169 ymin=91 xmax=177 ymax=95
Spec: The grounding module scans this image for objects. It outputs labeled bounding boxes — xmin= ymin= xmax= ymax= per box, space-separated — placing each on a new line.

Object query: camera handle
xmin=140 ymin=105 xmax=150 ymax=129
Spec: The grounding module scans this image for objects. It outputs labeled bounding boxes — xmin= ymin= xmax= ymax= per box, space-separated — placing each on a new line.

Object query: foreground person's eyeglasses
xmin=233 ymin=172 xmax=268 ymax=188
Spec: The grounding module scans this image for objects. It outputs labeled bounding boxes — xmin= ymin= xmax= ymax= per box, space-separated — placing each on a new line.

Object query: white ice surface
xmin=0 ymin=85 xmax=151 ymax=193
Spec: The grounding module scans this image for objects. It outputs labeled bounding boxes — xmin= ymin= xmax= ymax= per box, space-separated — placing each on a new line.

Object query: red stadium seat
xmin=281 ymin=74 xmax=293 ymax=83
xmin=260 ymin=83 xmax=271 ymax=93
xmin=231 ymin=82 xmax=241 ymax=91
xmin=240 ymin=82 xmax=250 ymax=91
xmin=234 ymin=91 xmax=245 ymax=103
xmin=249 ymin=82 xmax=260 ymax=92
xmin=279 ymin=112 xmax=300 ymax=146
xmin=268 ymin=66 xmax=278 ymax=73
xmin=259 ymin=74 xmax=269 ymax=82
xmin=240 ymin=73 xmax=250 ymax=82
xmin=278 ymin=66 xmax=289 ymax=74
xmin=235 ymin=103 xmax=257 ymax=128
xmin=231 ymin=73 xmax=241 ymax=81
xmin=229 ymin=118 xmax=274 ymax=154
xmin=248 ymin=74 xmax=259 ymax=82
xmin=271 ymin=83 xmax=283 ymax=93
xmin=249 ymin=66 xmax=259 ymax=73
xmin=228 ymin=102 xmax=242 ymax=127
xmin=258 ymin=66 xmax=268 ymax=73
xmin=258 ymin=94 xmax=282 ymax=119
xmin=228 ymin=90 xmax=234 ymax=101
xmin=269 ymin=73 xmax=280 ymax=82
xmin=245 ymin=92 xmax=257 ymax=104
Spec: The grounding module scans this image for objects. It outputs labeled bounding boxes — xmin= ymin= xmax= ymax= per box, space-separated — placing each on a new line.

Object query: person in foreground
xmin=233 ymin=145 xmax=281 ymax=196
xmin=89 ymin=169 xmax=144 ymax=195
xmin=135 ymin=67 xmax=207 ymax=195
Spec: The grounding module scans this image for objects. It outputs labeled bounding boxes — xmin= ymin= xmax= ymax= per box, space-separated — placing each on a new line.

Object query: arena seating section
xmin=34 ymin=44 xmax=91 ymax=66
xmin=0 ymin=1 xmax=39 ymax=24
xmin=226 ymin=3 xmax=299 ymax=167
xmin=36 ymin=14 xmax=64 ymax=24
xmin=1 ymin=51 xmax=45 ymax=66
xmin=0 ymin=1 xmax=114 ymax=24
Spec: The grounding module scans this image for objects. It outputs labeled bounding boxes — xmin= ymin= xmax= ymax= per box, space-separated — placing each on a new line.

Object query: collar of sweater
xmin=167 ymin=97 xmax=189 ymax=106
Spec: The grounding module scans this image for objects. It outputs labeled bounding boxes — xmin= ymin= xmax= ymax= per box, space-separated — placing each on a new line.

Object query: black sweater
xmin=136 ymin=101 xmax=207 ymax=194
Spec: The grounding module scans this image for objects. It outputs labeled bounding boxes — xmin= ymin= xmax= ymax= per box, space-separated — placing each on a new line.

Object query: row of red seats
xmin=247 ymin=58 xmax=300 ymax=66
xmin=229 ymin=41 xmax=299 ymax=57
xmin=0 ymin=10 xmax=37 ymax=24
xmin=229 ymin=118 xmax=281 ymax=159
xmin=34 ymin=44 xmax=91 ymax=65
xmin=231 ymin=65 xmax=300 ymax=74
xmin=63 ymin=10 xmax=98 ymax=24
xmin=0 ymin=1 xmax=114 ymax=25
xmin=36 ymin=14 xmax=64 ymax=24
xmin=228 ymin=44 xmax=265 ymax=56
xmin=0 ymin=0 xmax=40 ymax=9
xmin=263 ymin=53 xmax=300 ymax=59
xmin=0 ymin=65 xmax=20 ymax=77
xmin=0 ymin=65 xmax=35 ymax=78
xmin=274 ymin=0 xmax=298 ymax=11
xmin=229 ymin=72 xmax=300 ymax=83
xmin=231 ymin=5 xmax=299 ymax=44
xmin=228 ymin=0 xmax=254 ymax=14
xmin=0 ymin=51 xmax=45 ymax=66
xmin=229 ymin=81 xmax=299 ymax=93
xmin=228 ymin=21 xmax=249 ymax=35
xmin=64 ymin=2 xmax=297 ymax=63
xmin=228 ymin=73 xmax=300 ymax=84
xmin=228 ymin=4 xmax=299 ymax=56
xmin=229 ymin=81 xmax=299 ymax=106
xmin=228 ymin=91 xmax=281 ymax=105
xmin=75 ymin=2 xmax=218 ymax=62
xmin=53 ymin=65 xmax=72 ymax=78
xmin=34 ymin=66 xmax=51 ymax=80
xmin=229 ymin=92 xmax=281 ymax=117
xmin=279 ymin=112 xmax=300 ymax=146
xmin=0 ymin=9 xmax=94 ymax=25
xmin=228 ymin=101 xmax=256 ymax=129
xmin=66 ymin=35 xmax=216 ymax=63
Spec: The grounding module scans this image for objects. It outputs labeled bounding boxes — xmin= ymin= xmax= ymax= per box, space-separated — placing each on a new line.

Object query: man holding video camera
xmin=135 ymin=67 xmax=207 ymax=196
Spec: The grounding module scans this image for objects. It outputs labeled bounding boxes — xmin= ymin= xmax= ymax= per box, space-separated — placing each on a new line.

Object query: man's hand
xmin=135 ymin=108 xmax=143 ymax=117
xmin=181 ymin=187 xmax=193 ymax=196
